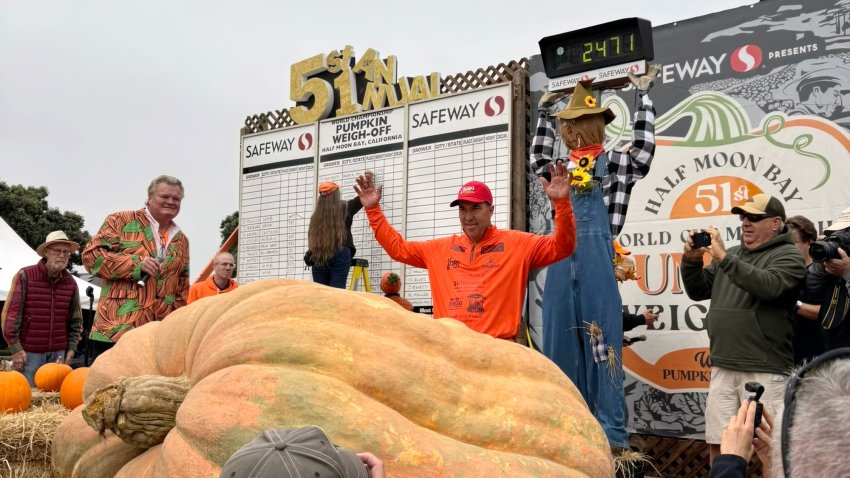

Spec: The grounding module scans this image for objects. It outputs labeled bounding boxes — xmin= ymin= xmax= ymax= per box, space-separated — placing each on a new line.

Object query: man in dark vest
xmin=1 ymin=231 xmax=83 ymax=386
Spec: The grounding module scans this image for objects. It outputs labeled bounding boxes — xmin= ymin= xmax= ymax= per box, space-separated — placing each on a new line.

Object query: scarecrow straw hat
xmin=550 ymin=79 xmax=615 ymax=125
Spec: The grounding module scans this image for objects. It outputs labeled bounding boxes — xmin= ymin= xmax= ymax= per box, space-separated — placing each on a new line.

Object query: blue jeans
xmin=541 ymin=155 xmax=628 ymax=448
xmin=311 ymin=247 xmax=352 ymax=289
xmin=22 ymin=350 xmax=65 ymax=387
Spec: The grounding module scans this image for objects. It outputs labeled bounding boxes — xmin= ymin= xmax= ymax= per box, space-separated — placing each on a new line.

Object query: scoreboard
xmin=238 ymin=83 xmax=513 ymax=311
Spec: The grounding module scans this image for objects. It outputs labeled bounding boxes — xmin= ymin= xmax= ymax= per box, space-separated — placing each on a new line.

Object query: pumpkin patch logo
xmin=466 ymin=294 xmax=485 ymax=313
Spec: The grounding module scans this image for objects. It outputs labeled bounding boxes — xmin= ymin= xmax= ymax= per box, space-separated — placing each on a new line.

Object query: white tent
xmin=0 ymin=217 xmax=99 ymax=306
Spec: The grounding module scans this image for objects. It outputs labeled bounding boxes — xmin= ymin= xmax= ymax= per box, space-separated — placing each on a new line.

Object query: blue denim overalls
xmin=542 ymin=153 xmax=628 ymax=448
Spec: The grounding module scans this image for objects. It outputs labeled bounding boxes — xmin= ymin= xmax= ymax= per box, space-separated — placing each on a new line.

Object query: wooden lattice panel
xmin=441 ymin=59 xmax=529 ymax=94
xmin=242 ymin=109 xmax=295 ymax=134
xmin=630 ymin=435 xmax=765 ymax=478
xmin=241 ymin=58 xmax=529 ymax=135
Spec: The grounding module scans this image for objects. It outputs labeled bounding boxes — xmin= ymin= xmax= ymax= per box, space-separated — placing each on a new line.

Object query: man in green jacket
xmin=681 ymin=193 xmax=805 ymax=465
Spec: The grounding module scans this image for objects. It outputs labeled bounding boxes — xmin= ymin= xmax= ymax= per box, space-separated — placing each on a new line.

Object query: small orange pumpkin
xmin=0 ymin=370 xmax=32 ymax=412
xmin=380 ymin=272 xmax=402 ymax=294
xmin=34 ymin=363 xmax=73 ymax=392
xmin=60 ymin=367 xmax=90 ymax=410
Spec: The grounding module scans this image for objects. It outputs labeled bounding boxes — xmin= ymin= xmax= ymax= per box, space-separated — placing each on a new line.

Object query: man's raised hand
xmin=540 ymin=161 xmax=572 ymax=200
xmin=354 ymin=171 xmax=382 ymax=208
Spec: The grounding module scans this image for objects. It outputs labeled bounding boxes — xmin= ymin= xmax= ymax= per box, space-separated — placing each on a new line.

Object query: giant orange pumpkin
xmin=52 ymin=279 xmax=613 ymax=477
xmin=0 ymin=370 xmax=32 ymax=413
xmin=35 ymin=362 xmax=73 ymax=392
xmin=59 ymin=367 xmax=90 ymax=410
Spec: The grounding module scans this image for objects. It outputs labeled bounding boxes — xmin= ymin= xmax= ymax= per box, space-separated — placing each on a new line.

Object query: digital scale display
xmin=539 ymin=18 xmax=653 ymax=80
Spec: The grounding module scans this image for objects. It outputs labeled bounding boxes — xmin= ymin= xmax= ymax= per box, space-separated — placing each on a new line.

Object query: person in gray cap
xmin=680 ymin=193 xmax=805 ymax=467
xmin=220 ymin=426 xmax=385 ymax=478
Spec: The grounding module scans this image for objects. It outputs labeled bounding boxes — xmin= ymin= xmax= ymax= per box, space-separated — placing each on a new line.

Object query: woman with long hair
xmin=307 ymin=177 xmax=367 ymax=288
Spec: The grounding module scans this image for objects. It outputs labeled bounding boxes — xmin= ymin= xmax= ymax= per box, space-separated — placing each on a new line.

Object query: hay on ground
xmin=614 ymin=449 xmax=658 ymax=478
xmin=0 ymin=391 xmax=69 ymax=478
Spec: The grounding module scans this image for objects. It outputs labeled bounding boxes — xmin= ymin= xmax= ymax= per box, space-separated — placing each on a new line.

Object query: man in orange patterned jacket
xmin=83 ymin=175 xmax=190 ymax=359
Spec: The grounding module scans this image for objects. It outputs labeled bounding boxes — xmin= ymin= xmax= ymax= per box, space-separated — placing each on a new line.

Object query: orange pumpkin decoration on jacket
xmin=60 ymin=367 xmax=90 ymax=410
xmin=35 ymin=363 xmax=73 ymax=392
xmin=0 ymin=370 xmax=32 ymax=413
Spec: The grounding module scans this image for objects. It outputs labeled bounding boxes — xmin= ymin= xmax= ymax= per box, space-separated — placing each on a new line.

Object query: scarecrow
xmin=529 ymin=66 xmax=660 ymax=454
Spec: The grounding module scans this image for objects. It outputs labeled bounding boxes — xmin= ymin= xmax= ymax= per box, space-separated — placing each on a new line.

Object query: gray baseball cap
xmin=220 ymin=426 xmax=369 ymax=478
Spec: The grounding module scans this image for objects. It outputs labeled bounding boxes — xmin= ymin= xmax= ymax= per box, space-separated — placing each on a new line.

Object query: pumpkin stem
xmin=82 ymin=375 xmax=191 ymax=448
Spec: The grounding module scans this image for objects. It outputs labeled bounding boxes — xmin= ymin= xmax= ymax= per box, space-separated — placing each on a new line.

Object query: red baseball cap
xmin=450 ymin=181 xmax=492 ymax=207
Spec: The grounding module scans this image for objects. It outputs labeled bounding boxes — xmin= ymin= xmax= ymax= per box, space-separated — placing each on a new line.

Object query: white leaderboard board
xmin=239 ymin=125 xmax=317 ymax=282
xmin=317 ymin=107 xmax=407 ymax=288
xmin=238 ymin=83 xmax=512 ymax=311
xmin=404 ymin=86 xmax=511 ymax=307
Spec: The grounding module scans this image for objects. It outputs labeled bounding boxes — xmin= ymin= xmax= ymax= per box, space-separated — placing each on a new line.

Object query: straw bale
xmin=29 ymin=392 xmax=59 ymax=409
xmin=0 ymin=460 xmax=53 ymax=478
xmin=0 ymin=399 xmax=69 ymax=478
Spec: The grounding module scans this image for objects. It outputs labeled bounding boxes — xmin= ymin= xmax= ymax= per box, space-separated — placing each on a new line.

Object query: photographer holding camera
xmin=681 ymin=193 xmax=806 ymax=466
xmin=806 ymin=207 xmax=850 ymax=351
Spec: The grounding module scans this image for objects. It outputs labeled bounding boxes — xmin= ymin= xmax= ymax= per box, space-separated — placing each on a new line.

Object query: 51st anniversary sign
xmin=289 ymin=45 xmax=440 ymax=124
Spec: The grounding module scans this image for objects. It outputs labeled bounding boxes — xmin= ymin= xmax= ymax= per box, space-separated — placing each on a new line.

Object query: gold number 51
xmin=290 ymin=54 xmax=333 ymax=124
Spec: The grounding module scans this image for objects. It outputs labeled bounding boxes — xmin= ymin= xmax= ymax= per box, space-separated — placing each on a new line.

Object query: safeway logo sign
xmin=484 ymin=96 xmax=505 ymax=116
xmin=730 ymin=45 xmax=762 ymax=73
xmin=298 ymin=132 xmax=313 ymax=150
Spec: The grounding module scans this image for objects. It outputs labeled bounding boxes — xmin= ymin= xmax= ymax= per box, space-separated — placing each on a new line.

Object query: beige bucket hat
xmin=36 ymin=230 xmax=80 ymax=257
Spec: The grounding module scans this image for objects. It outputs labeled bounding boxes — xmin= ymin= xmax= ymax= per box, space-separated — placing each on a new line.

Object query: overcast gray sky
xmin=0 ymin=0 xmax=755 ymax=279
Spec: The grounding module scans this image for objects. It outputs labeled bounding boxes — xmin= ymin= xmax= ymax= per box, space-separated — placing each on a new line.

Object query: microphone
xmin=629 ymin=335 xmax=647 ymax=343
xmin=85 ymin=286 xmax=94 ymax=299
xmin=136 ymin=253 xmax=164 ymax=287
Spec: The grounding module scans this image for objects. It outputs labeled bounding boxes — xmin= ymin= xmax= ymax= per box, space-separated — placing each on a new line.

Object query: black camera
xmin=745 ymin=381 xmax=765 ymax=436
xmin=809 ymin=229 xmax=850 ymax=262
xmin=692 ymin=231 xmax=712 ymax=249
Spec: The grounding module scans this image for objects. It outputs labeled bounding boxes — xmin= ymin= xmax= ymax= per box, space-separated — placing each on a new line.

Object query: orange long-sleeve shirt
xmin=366 ymin=198 xmax=576 ymax=338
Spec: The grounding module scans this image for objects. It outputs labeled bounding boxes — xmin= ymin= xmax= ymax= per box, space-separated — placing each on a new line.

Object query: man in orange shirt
xmin=187 ymin=252 xmax=238 ymax=304
xmin=354 ymin=162 xmax=575 ymax=342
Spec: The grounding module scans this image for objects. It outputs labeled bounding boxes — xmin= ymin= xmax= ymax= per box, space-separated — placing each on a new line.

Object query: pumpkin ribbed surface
xmin=59 ymin=367 xmax=90 ymax=410
xmin=53 ymin=279 xmax=614 ymax=477
xmin=0 ymin=370 xmax=32 ymax=413
xmin=35 ymin=362 xmax=72 ymax=392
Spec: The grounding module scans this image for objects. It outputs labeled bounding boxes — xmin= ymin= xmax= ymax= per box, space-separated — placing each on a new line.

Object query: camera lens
xmin=810 ymin=240 xmax=839 ymax=262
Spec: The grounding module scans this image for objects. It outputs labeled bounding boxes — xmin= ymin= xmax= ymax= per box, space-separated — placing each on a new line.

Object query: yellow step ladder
xmin=349 ymin=258 xmax=372 ymax=292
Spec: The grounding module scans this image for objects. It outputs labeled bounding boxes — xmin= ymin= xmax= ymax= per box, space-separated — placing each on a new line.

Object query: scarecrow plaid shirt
xmin=530 ymin=93 xmax=656 ymax=237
